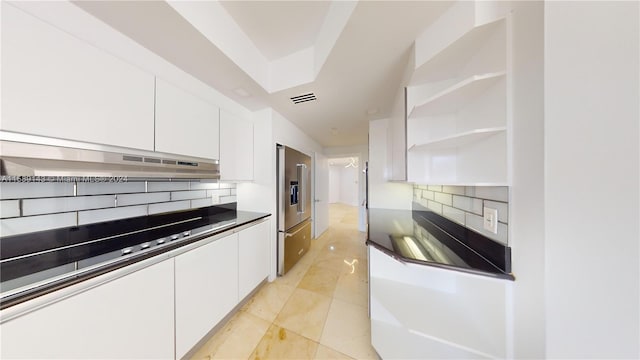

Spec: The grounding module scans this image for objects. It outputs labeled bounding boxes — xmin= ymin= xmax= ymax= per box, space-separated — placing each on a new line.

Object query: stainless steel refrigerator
xmin=277 ymin=145 xmax=312 ymax=275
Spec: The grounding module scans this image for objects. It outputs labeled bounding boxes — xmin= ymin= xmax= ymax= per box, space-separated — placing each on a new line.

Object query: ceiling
xmin=73 ymin=1 xmax=451 ymax=148
xmin=220 ymin=1 xmax=330 ymax=61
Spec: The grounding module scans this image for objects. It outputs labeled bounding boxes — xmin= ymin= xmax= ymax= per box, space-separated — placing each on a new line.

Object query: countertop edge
xmin=366 ymin=239 xmax=515 ymax=281
xmin=0 ymin=212 xmax=271 ymax=311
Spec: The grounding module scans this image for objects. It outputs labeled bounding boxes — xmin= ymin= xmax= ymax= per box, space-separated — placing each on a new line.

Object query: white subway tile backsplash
xmin=465 ymin=213 xmax=508 ymax=245
xmin=472 ymin=198 xmax=483 ymax=215
xmin=0 ymin=182 xmax=74 ymax=200
xmin=442 ymin=186 xmax=465 ymax=195
xmin=1 ymin=212 xmax=77 ymax=236
xmin=484 ymin=200 xmax=509 ymax=224
xmin=171 ymin=190 xmax=207 ymax=201
xmin=220 ymin=196 xmax=237 ymax=204
xmin=117 ymin=192 xmax=170 ymax=207
xmin=416 ymin=197 xmax=429 ymax=209
xmin=189 ymin=181 xmax=219 ymax=190
xmin=452 ymin=195 xmax=482 ymax=215
xmin=427 ymin=185 xmax=442 ymax=192
xmin=473 ymin=186 xmax=509 ymax=202
xmin=206 ymin=189 xmax=231 ymax=197
xmin=23 ymin=195 xmax=115 ymax=216
xmin=78 ymin=205 xmax=147 ymax=225
xmin=464 ymin=186 xmax=476 ymax=197
xmin=452 ymin=195 xmax=472 ymax=212
xmin=415 ymin=184 xmax=509 ymax=244
xmin=149 ymin=201 xmax=190 ymax=215
xmin=422 ymin=190 xmax=434 ymax=200
xmin=0 ymin=200 xmax=20 ymax=218
xmin=442 ymin=205 xmax=465 ymax=225
xmin=427 ymin=200 xmax=442 ymax=214
xmin=77 ymin=182 xmax=145 ymax=195
xmin=434 ymin=192 xmax=453 ymax=206
xmin=190 ymin=198 xmax=214 ymax=208
xmin=1 ymin=178 xmax=238 ymax=236
xmin=147 ymin=181 xmax=190 ymax=192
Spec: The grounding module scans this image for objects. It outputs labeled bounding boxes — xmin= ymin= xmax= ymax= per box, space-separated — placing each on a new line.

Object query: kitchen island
xmin=367 ymin=204 xmax=514 ymax=358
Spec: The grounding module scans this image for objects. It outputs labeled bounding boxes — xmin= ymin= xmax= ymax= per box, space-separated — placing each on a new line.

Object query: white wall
xmin=329 ymin=165 xmax=341 ymax=203
xmin=339 ymin=165 xmax=359 ymax=206
xmin=544 ymin=2 xmax=639 ymax=358
xmin=328 ymin=164 xmax=358 ymax=206
xmin=509 ymin=1 xmax=546 ymax=358
xmin=324 ymin=145 xmax=370 ymax=231
xmin=368 ymin=118 xmax=413 ymax=210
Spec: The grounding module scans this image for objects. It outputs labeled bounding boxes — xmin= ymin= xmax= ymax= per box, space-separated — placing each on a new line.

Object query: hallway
xmin=190 ymin=203 xmax=375 ymax=359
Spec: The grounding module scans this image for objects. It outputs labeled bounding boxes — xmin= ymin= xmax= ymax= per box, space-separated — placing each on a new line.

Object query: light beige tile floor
xmin=190 ymin=203 xmax=376 ymax=360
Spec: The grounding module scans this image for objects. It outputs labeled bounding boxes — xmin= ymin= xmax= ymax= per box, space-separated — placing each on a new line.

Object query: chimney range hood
xmin=0 ymin=132 xmax=220 ymax=180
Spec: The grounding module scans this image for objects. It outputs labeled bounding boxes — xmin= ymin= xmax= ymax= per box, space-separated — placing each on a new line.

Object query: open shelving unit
xmin=409 ymin=72 xmax=506 ymax=118
xmin=406 ymin=3 xmax=510 ymax=185
xmin=408 ymin=127 xmax=506 ymax=152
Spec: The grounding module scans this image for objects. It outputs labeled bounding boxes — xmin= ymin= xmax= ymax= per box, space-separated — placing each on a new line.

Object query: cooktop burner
xmin=0 ymin=206 xmax=245 ymax=298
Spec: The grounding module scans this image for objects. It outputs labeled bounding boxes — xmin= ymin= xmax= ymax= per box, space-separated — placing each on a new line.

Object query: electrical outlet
xmin=483 ymin=207 xmax=498 ymax=234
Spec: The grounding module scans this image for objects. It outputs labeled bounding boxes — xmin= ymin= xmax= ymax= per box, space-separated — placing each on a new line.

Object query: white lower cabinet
xmin=0 ymin=259 xmax=175 ymax=359
xmin=238 ymin=219 xmax=270 ymax=299
xmin=175 ymin=233 xmax=239 ymax=359
xmin=369 ymin=246 xmax=511 ymax=359
xmin=0 ymin=218 xmax=271 ymax=359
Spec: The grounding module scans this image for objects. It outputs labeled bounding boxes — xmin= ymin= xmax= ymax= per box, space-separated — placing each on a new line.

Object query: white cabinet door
xmin=369 ymin=246 xmax=509 ymax=359
xmin=175 ymin=233 xmax=239 ymax=359
xmin=1 ymin=3 xmax=155 ymax=150
xmin=238 ymin=220 xmax=270 ymax=300
xmin=0 ymin=260 xmax=175 ymax=359
xmin=220 ymin=110 xmax=254 ymax=181
xmin=155 ymin=78 xmax=220 ymax=160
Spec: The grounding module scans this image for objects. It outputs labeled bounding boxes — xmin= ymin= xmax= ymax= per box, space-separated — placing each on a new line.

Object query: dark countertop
xmin=367 ymin=204 xmax=514 ymax=280
xmin=0 ymin=205 xmax=270 ymax=309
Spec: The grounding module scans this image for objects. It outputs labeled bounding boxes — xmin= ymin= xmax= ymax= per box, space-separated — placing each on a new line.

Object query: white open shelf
xmin=408 ymin=126 xmax=506 ymax=152
xmin=409 ymin=72 xmax=505 ymax=118
xmin=411 ymin=17 xmax=506 ymax=86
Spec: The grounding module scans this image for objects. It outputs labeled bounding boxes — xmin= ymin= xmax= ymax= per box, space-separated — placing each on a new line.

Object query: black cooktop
xmin=0 ymin=204 xmax=270 ymax=308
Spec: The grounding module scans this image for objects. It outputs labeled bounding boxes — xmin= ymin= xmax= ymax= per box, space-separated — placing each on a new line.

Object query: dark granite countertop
xmin=0 ymin=204 xmax=270 ymax=309
xmin=367 ymin=204 xmax=514 ymax=280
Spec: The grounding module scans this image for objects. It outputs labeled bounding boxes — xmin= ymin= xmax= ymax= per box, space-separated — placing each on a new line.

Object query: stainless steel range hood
xmin=0 ymin=132 xmax=219 ymax=179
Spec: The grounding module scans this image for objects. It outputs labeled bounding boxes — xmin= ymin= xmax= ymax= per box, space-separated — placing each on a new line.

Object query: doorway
xmin=327 ymin=157 xmax=360 ymax=226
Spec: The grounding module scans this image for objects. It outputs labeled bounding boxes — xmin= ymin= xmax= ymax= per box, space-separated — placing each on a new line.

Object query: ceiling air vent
xmin=291 ymin=92 xmax=317 ymax=104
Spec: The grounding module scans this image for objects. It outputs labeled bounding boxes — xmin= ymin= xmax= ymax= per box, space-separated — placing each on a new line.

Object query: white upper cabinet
xmin=220 ymin=109 xmax=254 ymax=181
xmin=1 ymin=3 xmax=155 ymax=150
xmin=155 ymin=78 xmax=220 ymax=160
xmin=407 ymin=1 xmax=510 ymax=185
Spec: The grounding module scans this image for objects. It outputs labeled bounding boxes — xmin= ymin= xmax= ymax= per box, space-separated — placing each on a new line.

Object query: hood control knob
xmin=171 ymin=234 xmax=179 ymax=241
xmin=121 ymin=247 xmax=133 ymax=256
xmin=182 ymin=231 xmax=190 ymax=237
xmin=157 ymin=238 xmax=166 ymax=245
xmin=140 ymin=242 xmax=150 ymax=249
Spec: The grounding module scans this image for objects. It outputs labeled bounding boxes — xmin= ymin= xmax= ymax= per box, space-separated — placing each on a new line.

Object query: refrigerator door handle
xmin=285 ymin=220 xmax=312 ymax=237
xmin=296 ymin=163 xmax=306 ymax=214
